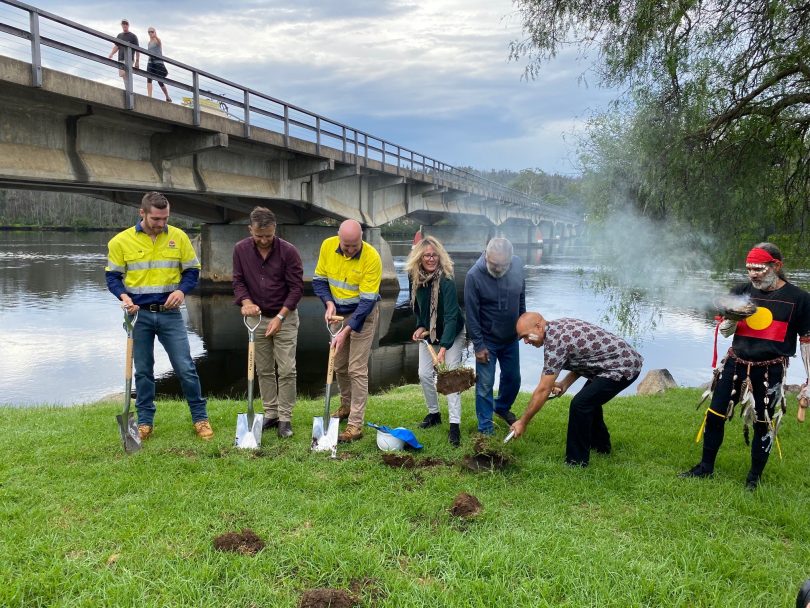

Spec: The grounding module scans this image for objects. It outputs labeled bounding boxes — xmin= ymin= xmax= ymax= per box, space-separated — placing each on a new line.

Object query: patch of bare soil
xmin=299 ymin=588 xmax=358 ymax=608
xmin=462 ymin=435 xmax=512 ymax=471
xmin=416 ymin=457 xmax=447 ymax=468
xmin=212 ymin=528 xmax=265 ymax=555
xmin=436 ymin=367 xmax=476 ymax=395
xmin=381 ymin=453 xmax=415 ymax=468
xmin=450 ymin=492 xmax=483 ymax=518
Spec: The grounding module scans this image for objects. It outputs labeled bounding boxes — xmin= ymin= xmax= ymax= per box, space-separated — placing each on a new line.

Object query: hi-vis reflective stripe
xmin=107 ymin=260 xmax=126 ymax=272
xmin=181 ymin=257 xmax=200 ymax=270
xmin=127 ymin=260 xmax=182 ymax=271
xmin=360 ymin=291 xmax=378 ymax=300
xmin=129 ymin=283 xmax=181 ymax=294
xmin=334 ymin=295 xmax=360 ymax=305
xmin=329 ymin=277 xmax=359 ymax=291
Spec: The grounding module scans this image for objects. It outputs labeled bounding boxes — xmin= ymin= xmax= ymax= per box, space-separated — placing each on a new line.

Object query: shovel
xmin=235 ymin=315 xmax=263 ymax=449
xmin=312 ymin=316 xmax=344 ymax=454
xmin=116 ymin=310 xmax=141 ymax=454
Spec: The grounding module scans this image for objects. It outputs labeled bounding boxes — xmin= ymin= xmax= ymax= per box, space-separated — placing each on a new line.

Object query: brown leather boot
xmin=332 ymin=404 xmax=351 ymax=421
xmin=338 ymin=424 xmax=363 ymax=443
xmin=193 ymin=420 xmax=214 ymax=440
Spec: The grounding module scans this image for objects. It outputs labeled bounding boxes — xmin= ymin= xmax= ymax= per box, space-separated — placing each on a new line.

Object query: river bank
xmin=1 ymin=385 xmax=807 ymax=607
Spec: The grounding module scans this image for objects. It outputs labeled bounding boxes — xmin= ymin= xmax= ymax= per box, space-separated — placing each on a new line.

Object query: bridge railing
xmin=0 ymin=0 xmax=581 ymax=224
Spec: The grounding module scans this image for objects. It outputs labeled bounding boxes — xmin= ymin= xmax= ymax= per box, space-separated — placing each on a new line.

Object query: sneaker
xmin=448 ymin=423 xmax=461 ymax=447
xmin=262 ymin=417 xmax=279 ymax=431
xmin=338 ymin=424 xmax=363 ymax=443
xmin=193 ymin=420 xmax=214 ymax=440
xmin=678 ymin=462 xmax=713 ymax=478
xmin=494 ymin=409 xmax=517 ymax=425
xmin=332 ymin=404 xmax=351 ymax=421
xmin=744 ymin=471 xmax=760 ymax=491
xmin=419 ymin=412 xmax=442 ymax=429
xmin=277 ymin=421 xmax=293 ymax=438
xmin=138 ymin=424 xmax=153 ymax=440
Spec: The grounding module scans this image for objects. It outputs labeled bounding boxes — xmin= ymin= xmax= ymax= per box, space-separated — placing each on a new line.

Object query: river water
xmin=1 ymin=230 xmax=808 ymax=406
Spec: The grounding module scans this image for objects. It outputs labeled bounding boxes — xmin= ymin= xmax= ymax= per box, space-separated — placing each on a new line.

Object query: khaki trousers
xmin=334 ymin=306 xmax=379 ymax=429
xmin=253 ymin=310 xmax=299 ymax=422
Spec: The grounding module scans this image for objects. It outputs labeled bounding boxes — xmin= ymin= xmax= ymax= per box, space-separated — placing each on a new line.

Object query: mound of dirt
xmin=212 ymin=528 xmax=265 ymax=555
xmin=299 ymin=588 xmax=358 ymax=608
xmin=416 ymin=457 xmax=447 ymax=468
xmin=436 ymin=367 xmax=476 ymax=395
xmin=381 ymin=453 xmax=415 ymax=468
xmin=450 ymin=492 xmax=483 ymax=518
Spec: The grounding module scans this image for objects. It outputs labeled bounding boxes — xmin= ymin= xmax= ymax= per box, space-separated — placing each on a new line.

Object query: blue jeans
xmin=132 ymin=309 xmax=207 ymax=426
xmin=475 ymin=340 xmax=521 ymax=434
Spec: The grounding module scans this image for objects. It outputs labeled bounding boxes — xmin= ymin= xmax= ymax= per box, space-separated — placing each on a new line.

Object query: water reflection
xmin=2 ymin=231 xmax=809 ymax=407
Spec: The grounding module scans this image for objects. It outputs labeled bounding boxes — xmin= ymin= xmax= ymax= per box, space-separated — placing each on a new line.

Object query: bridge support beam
xmin=421 ymin=225 xmax=493 ymax=255
xmin=197 ymin=224 xmax=398 ymax=294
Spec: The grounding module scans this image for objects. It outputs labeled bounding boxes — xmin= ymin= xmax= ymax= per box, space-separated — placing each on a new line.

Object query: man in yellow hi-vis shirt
xmin=313 ymin=219 xmax=382 ymax=442
xmin=105 ymin=192 xmax=212 ymax=441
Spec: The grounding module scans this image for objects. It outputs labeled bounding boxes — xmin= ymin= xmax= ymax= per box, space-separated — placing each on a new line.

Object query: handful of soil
xmin=436 ymin=365 xmax=476 ymax=395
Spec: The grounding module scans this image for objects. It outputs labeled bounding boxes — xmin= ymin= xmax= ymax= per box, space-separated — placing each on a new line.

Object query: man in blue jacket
xmin=464 ymin=237 xmax=526 ymax=434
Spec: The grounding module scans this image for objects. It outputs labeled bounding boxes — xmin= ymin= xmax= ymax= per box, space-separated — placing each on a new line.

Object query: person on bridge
xmin=464 ymin=237 xmax=525 ymax=435
xmin=680 ymin=243 xmax=810 ymax=490
xmin=313 ymin=219 xmax=382 ymax=443
xmin=145 ymin=27 xmax=171 ymax=102
xmin=107 ymin=19 xmax=139 ymax=81
xmin=105 ymin=191 xmax=212 ymax=441
xmin=232 ymin=206 xmax=304 ymax=438
xmin=405 ymin=235 xmax=466 ymax=446
xmin=509 ymin=312 xmax=643 ymax=467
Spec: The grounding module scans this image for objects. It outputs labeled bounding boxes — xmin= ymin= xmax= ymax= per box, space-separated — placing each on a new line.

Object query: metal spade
xmin=312 ymin=316 xmax=343 ymax=454
xmin=235 ymin=315 xmax=263 ymax=449
xmin=116 ymin=310 xmax=141 ymax=454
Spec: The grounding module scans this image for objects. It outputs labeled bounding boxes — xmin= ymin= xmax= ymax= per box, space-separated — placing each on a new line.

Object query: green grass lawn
xmin=1 ymin=386 xmax=808 ymax=607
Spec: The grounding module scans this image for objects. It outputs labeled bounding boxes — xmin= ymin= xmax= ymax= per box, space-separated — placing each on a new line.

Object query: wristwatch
xmin=276 ymin=313 xmax=285 ymax=322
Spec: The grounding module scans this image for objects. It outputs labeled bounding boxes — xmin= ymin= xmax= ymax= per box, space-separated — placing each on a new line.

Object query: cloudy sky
xmin=3 ymin=0 xmax=615 ymax=174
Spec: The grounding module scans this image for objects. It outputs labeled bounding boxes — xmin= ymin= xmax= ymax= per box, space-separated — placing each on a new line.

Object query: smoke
xmin=585 ymin=207 xmax=729 ymax=339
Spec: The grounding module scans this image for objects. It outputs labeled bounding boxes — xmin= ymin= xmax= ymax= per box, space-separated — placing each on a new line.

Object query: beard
xmin=486 ymin=262 xmax=510 ymax=278
xmin=752 ymin=269 xmax=779 ymax=291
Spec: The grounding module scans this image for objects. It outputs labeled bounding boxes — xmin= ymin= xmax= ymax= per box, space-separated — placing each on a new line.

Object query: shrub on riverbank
xmin=1 ymin=386 xmax=807 ymax=607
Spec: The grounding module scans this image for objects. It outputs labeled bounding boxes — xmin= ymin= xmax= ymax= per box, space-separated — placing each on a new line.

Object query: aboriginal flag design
xmin=735 ymin=297 xmax=792 ymax=342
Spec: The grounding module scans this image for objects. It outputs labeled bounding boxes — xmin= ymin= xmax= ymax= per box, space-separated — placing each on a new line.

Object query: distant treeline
xmin=0 ymin=190 xmax=196 ymax=229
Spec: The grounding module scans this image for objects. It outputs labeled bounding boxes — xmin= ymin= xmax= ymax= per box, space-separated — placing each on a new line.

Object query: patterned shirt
xmin=543 ymin=318 xmax=643 ymax=381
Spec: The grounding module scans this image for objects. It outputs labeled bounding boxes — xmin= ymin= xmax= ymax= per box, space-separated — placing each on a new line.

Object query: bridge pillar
xmin=420 ymin=225 xmax=493 ymax=255
xmin=197 ymin=224 xmax=398 ymax=294
xmin=539 ymin=220 xmax=555 ymax=242
xmin=494 ymin=223 xmax=534 ymax=246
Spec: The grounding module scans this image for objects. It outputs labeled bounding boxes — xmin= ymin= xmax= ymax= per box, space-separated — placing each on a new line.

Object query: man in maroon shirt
xmin=233 ymin=207 xmax=304 ymax=437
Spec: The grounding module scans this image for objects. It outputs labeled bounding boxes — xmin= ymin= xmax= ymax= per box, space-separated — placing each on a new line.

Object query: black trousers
xmin=701 ymin=356 xmax=784 ymax=476
xmin=566 ymin=373 xmax=639 ymax=466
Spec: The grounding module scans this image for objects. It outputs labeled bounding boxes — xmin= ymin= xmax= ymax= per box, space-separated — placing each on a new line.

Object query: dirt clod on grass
xmin=450 ymin=492 xmax=483 ymax=518
xmin=436 ymin=367 xmax=476 ymax=395
xmin=381 ymin=453 xmax=415 ymax=468
xmin=299 ymin=588 xmax=358 ymax=608
xmin=212 ymin=528 xmax=265 ymax=555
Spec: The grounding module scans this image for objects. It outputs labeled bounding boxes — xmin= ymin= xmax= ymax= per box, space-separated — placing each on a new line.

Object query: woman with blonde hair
xmin=405 ymin=234 xmax=466 ymax=446
xmin=145 ymin=27 xmax=171 ymax=102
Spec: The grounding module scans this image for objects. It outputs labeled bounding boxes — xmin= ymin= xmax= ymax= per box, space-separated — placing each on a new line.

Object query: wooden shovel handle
xmin=423 ymin=340 xmax=440 ymax=366
xmin=327 ymin=315 xmax=344 ymax=322
xmin=247 ymin=340 xmax=255 ymax=382
xmin=326 ymin=344 xmax=337 ymax=385
xmin=125 ymin=336 xmax=134 ymax=381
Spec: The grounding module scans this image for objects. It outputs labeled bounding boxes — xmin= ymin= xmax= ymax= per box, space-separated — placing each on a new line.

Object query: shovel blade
xmin=116 ymin=411 xmax=142 ymax=454
xmin=235 ymin=412 xmax=263 ymax=449
xmin=311 ymin=416 xmax=340 ymax=452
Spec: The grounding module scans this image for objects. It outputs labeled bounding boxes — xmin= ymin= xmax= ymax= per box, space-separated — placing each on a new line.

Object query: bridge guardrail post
xmin=363 ymin=133 xmax=368 ymax=167
xmin=315 ymin=116 xmax=321 ymax=156
xmin=124 ymin=46 xmax=134 ymax=110
xmin=29 ymin=8 xmax=42 ymax=87
xmin=192 ymin=71 xmax=200 ymax=126
xmin=243 ymin=90 xmax=251 ymax=137
xmin=283 ymin=105 xmax=289 ymax=147
xmin=341 ymin=126 xmax=347 ymax=163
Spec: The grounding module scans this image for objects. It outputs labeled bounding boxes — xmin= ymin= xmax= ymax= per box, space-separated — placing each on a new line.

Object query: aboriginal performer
xmin=681 ymin=243 xmax=810 ymax=490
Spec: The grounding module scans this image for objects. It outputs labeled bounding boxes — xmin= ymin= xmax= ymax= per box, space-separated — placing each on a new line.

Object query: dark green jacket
xmin=414 ymin=275 xmax=465 ymax=349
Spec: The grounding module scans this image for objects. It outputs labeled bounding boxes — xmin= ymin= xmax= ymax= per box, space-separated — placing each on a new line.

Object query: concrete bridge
xmin=0 ymin=0 xmax=583 ymax=290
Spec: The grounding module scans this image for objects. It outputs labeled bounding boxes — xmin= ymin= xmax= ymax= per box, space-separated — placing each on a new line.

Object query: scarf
xmin=412 ymin=268 xmax=443 ymax=343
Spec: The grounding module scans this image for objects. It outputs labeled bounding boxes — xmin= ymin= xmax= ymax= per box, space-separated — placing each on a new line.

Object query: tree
xmin=511 ymin=0 xmax=810 ymax=259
